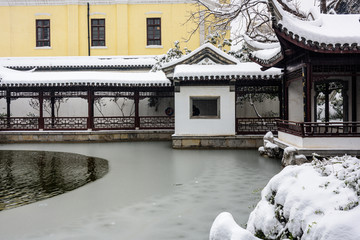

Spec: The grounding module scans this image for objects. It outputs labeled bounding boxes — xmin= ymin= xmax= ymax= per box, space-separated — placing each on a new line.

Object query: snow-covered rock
xmin=281 ymin=146 xmax=308 ymax=166
xmin=258 ymin=131 xmax=281 ymax=158
xmin=211 ymin=155 xmax=360 ymax=240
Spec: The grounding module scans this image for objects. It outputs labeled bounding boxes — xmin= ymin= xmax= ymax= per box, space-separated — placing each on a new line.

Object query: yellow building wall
xmin=0 ymin=3 xmax=203 ymax=57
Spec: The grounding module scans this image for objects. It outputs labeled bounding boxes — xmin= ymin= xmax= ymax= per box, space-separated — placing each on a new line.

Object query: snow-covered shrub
xmin=210 ymin=155 xmax=360 ymax=240
xmin=151 ymin=41 xmax=187 ymax=72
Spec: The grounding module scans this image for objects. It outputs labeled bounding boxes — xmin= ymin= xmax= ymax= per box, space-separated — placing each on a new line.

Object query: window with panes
xmin=91 ymin=19 xmax=105 ymax=46
xmin=147 ymin=18 xmax=161 ymax=45
xmin=36 ymin=20 xmax=50 ymax=47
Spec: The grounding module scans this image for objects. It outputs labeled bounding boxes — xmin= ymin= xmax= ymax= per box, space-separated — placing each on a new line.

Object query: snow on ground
xmin=210 ymin=155 xmax=360 ymax=240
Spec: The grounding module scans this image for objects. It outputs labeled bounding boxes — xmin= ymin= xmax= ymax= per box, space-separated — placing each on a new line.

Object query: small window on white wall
xmin=190 ymin=97 xmax=220 ymax=119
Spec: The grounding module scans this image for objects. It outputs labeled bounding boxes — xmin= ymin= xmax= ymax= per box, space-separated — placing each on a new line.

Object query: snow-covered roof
xmin=243 ymin=35 xmax=281 ymax=52
xmin=173 ymin=63 xmax=282 ymax=81
xmin=269 ymin=0 xmax=360 ymax=52
xmin=162 ymin=43 xmax=239 ymax=70
xmin=0 ymin=66 xmax=171 ymax=87
xmin=0 ymin=55 xmax=155 ymax=71
xmin=249 ymin=47 xmax=283 ymax=68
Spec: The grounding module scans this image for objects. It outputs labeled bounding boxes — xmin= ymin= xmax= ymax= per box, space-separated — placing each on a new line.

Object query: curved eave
xmin=274 ymin=26 xmax=360 ymax=54
xmin=249 ymin=51 xmax=284 ymax=69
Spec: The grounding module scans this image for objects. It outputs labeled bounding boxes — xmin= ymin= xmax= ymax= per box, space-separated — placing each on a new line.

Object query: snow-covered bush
xmin=151 ymin=41 xmax=187 ymax=72
xmin=210 ymin=155 xmax=360 ymax=240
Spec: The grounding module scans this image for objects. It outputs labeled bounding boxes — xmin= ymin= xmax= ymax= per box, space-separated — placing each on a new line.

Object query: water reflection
xmin=0 ymin=150 xmax=109 ymax=211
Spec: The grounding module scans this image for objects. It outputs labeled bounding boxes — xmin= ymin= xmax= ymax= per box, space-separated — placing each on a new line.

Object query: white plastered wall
xmin=288 ymin=79 xmax=304 ymax=122
xmin=2 ymin=97 xmax=173 ymax=117
xmin=236 ymin=98 xmax=279 ymax=118
xmin=174 ymin=85 xmax=235 ymax=136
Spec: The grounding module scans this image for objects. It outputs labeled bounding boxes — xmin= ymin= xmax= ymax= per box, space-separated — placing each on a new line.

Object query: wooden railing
xmin=0 ymin=116 xmax=174 ymax=131
xmin=277 ymin=120 xmax=360 ymax=137
xmin=236 ymin=117 xmax=278 ymax=135
xmin=0 ymin=117 xmax=39 ymax=131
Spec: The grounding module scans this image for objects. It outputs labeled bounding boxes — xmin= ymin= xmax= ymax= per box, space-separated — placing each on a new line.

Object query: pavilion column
xmin=324 ymin=83 xmax=330 ymax=122
xmin=134 ymin=90 xmax=140 ymax=129
xmin=304 ymin=63 xmax=312 ymax=122
xmin=50 ymin=91 xmax=55 ymax=127
xmin=352 ymin=75 xmax=357 ymax=122
xmin=303 ymin=64 xmax=312 ymax=122
xmin=351 ymin=75 xmax=357 ymax=132
xmin=6 ymin=90 xmax=11 ymax=128
xmin=278 ymin=81 xmax=283 ymax=119
xmin=87 ymin=89 xmax=94 ymax=130
xmin=342 ymin=82 xmax=349 ymax=122
xmin=284 ymin=80 xmax=289 ymax=120
xmin=39 ymin=91 xmax=44 ymax=130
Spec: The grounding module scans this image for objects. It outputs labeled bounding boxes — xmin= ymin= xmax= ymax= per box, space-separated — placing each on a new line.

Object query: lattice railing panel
xmin=236 ymin=118 xmax=278 ymax=135
xmin=0 ymin=117 xmax=39 ymax=130
xmin=140 ymin=116 xmax=174 ymax=129
xmin=44 ymin=117 xmax=88 ymax=130
xmin=93 ymin=117 xmax=135 ymax=130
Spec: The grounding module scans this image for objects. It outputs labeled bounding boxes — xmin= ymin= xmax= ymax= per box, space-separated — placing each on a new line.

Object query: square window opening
xmin=190 ymin=97 xmax=220 ymax=119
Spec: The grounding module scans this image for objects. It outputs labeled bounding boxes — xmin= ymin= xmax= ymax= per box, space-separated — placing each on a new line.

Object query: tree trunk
xmin=320 ymin=0 xmax=327 ymax=13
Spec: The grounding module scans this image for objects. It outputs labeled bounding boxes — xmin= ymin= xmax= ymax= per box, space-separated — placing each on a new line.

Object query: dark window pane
xmin=147 ymin=18 xmax=161 ymax=45
xmin=36 ymin=20 xmax=50 ymax=47
xmin=99 ymin=27 xmax=105 ymax=38
xmin=91 ymin=19 xmax=105 ymax=46
xmin=43 ymin=29 xmax=49 ymax=40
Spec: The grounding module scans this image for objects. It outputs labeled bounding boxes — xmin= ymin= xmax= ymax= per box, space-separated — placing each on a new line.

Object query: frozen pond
xmin=0 ymin=150 xmax=109 ymax=211
xmin=0 ymin=141 xmax=281 ymax=240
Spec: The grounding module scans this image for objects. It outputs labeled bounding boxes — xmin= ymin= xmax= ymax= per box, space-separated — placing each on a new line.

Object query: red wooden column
xmin=278 ymin=80 xmax=283 ymax=120
xmin=303 ymin=64 xmax=312 ymax=122
xmin=39 ymin=91 xmax=44 ymax=130
xmin=50 ymin=91 xmax=55 ymax=128
xmin=6 ymin=90 xmax=11 ymax=128
xmin=352 ymin=74 xmax=357 ymax=132
xmin=134 ymin=90 xmax=140 ymax=129
xmin=306 ymin=64 xmax=312 ymax=122
xmin=87 ymin=89 xmax=94 ymax=130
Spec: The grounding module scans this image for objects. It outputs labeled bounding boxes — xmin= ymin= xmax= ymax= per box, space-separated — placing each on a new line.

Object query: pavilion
xmin=250 ymin=0 xmax=360 ymax=155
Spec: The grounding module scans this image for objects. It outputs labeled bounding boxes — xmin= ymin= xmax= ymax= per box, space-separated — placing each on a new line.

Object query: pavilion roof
xmin=0 ymin=66 xmax=171 ymax=88
xmin=0 ymin=55 xmax=155 ymax=71
xmin=269 ymin=0 xmax=360 ymax=53
xmin=173 ymin=63 xmax=282 ymax=81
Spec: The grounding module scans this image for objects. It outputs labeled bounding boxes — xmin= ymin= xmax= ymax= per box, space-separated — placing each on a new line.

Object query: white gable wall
xmin=174 ymin=86 xmax=235 ymax=136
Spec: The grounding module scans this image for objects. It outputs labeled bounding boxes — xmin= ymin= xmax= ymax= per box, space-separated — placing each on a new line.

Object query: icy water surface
xmin=0 ymin=142 xmax=281 ymax=240
xmin=0 ymin=150 xmax=108 ymax=211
